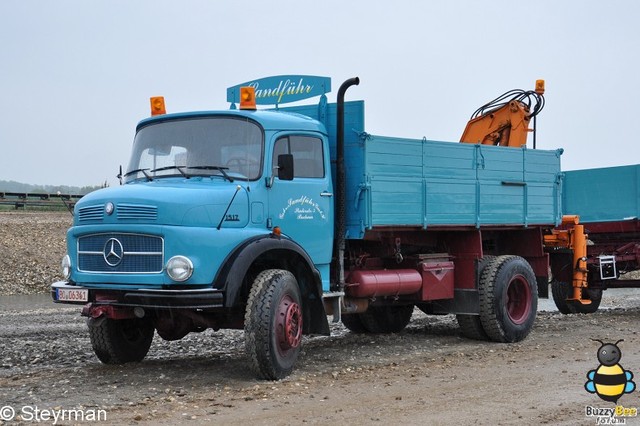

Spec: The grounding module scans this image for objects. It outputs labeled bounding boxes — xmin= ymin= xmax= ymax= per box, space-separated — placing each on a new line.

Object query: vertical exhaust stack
xmin=336 ymin=77 xmax=360 ymax=288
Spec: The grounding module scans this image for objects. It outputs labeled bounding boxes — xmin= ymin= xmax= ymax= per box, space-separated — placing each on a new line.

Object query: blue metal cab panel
xmin=563 ymin=164 xmax=640 ymax=223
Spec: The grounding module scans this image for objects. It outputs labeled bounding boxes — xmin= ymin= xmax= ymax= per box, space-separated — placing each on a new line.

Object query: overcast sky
xmin=1 ymin=1 xmax=638 ymax=187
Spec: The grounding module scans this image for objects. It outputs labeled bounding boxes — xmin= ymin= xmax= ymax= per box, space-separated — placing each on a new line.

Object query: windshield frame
xmin=126 ymin=115 xmax=265 ymax=183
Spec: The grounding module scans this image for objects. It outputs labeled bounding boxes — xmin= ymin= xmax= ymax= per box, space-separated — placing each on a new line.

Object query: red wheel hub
xmin=506 ymin=274 xmax=532 ymax=324
xmin=276 ymin=295 xmax=302 ymax=350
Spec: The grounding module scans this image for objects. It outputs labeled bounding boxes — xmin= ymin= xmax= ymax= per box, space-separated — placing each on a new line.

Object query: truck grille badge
xmin=103 ymin=238 xmax=124 ymax=267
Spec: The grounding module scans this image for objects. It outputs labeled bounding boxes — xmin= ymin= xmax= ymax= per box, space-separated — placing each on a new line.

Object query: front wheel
xmin=88 ymin=317 xmax=154 ymax=364
xmin=244 ymin=269 xmax=303 ymax=380
xmin=478 ymin=255 xmax=538 ymax=343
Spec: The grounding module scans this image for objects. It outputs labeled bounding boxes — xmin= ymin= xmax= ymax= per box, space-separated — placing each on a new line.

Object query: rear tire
xmin=478 ymin=255 xmax=537 ymax=343
xmin=245 ymin=269 xmax=303 ymax=380
xmin=456 ymin=256 xmax=494 ymax=340
xmin=456 ymin=314 xmax=489 ymax=341
xmin=577 ymin=288 xmax=603 ymax=314
xmin=88 ymin=317 xmax=154 ymax=364
xmin=551 ymin=279 xmax=572 ymax=314
xmin=359 ymin=305 xmax=414 ymax=333
xmin=341 ymin=313 xmax=368 ymax=333
xmin=551 ymin=279 xmax=602 ymax=314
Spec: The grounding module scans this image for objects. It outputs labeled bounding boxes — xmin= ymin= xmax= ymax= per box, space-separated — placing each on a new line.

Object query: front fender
xmin=214 ymin=234 xmax=329 ymax=335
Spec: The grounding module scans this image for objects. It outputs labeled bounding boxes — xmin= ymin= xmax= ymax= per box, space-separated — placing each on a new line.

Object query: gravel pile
xmin=0 ymin=212 xmax=72 ymax=295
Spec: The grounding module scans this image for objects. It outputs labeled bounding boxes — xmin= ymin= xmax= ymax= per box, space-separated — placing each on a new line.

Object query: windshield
xmin=126 ymin=116 xmax=263 ymax=182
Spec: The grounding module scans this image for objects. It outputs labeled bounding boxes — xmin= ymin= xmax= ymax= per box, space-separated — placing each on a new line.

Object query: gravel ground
xmin=2 ymin=302 xmax=640 ymax=425
xmin=0 ymin=212 xmax=71 ymax=295
xmin=2 ymin=212 xmax=640 ymax=425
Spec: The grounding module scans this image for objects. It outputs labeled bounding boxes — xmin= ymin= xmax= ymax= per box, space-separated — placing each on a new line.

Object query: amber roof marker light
xmin=239 ymin=87 xmax=257 ymax=110
xmin=150 ymin=96 xmax=166 ymax=116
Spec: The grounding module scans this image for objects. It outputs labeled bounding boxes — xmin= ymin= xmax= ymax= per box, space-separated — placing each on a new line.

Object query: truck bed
xmin=358 ymin=136 xmax=563 ymax=233
xmin=282 ymin=101 xmax=563 ymax=239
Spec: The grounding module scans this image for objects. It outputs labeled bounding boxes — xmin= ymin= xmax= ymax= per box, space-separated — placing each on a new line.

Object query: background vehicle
xmin=546 ymin=165 xmax=640 ymax=314
xmin=52 ymin=75 xmax=561 ymax=379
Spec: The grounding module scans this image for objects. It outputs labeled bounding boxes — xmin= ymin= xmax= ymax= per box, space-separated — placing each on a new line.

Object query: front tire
xmin=88 ymin=317 xmax=154 ymax=364
xmin=244 ymin=269 xmax=303 ymax=380
xmin=478 ymin=255 xmax=538 ymax=343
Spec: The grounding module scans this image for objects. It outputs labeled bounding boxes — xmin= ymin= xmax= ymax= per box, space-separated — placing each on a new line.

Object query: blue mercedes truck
xmin=52 ymin=75 xmax=562 ymax=379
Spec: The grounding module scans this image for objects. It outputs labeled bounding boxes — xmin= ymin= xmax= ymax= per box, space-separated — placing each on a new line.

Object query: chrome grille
xmin=77 ymin=205 xmax=104 ymax=222
xmin=117 ymin=204 xmax=158 ymax=221
xmin=77 ymin=233 xmax=164 ymax=273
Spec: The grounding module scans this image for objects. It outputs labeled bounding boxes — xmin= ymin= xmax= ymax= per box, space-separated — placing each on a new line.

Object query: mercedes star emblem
xmin=103 ymin=238 xmax=124 ymax=267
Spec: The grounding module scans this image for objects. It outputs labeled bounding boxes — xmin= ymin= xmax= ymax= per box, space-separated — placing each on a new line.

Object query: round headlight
xmin=61 ymin=255 xmax=71 ymax=280
xmin=166 ymin=256 xmax=193 ymax=282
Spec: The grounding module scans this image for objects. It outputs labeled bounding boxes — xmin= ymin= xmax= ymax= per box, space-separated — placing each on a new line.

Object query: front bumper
xmin=51 ymin=281 xmax=224 ymax=310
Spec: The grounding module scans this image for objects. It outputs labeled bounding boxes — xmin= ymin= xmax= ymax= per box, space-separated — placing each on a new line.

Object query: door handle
xmin=320 ymin=191 xmax=333 ymax=197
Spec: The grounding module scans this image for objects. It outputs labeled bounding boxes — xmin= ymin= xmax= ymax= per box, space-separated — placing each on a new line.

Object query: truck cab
xmin=65 ymin=109 xmax=333 ymax=286
xmin=53 ymin=77 xmax=339 ymax=379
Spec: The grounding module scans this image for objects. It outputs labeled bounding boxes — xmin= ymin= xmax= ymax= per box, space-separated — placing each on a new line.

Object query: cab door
xmin=267 ymin=134 xmax=334 ymax=268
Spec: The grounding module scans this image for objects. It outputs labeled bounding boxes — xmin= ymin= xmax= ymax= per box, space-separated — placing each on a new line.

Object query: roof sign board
xmin=227 ymin=75 xmax=331 ymax=107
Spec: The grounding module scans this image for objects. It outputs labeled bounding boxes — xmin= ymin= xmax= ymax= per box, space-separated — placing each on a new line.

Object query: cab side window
xmin=273 ymin=135 xmax=325 ymax=178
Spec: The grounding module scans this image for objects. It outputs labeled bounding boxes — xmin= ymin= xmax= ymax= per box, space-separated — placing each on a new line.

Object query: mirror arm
xmin=267 ymin=167 xmax=279 ymax=188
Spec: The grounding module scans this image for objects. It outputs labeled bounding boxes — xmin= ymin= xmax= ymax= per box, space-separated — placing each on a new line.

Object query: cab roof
xmin=136 ymin=109 xmax=327 ymax=134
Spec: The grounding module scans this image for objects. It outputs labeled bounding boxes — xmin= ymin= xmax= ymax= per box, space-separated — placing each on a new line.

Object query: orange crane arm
xmin=460 ymin=81 xmax=545 ymax=148
xmin=460 ymin=100 xmax=532 ymax=147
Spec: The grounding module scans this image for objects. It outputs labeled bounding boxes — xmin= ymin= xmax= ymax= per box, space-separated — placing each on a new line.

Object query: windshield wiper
xmin=150 ymin=165 xmax=189 ymax=178
xmin=123 ymin=168 xmax=152 ymax=181
xmin=187 ymin=166 xmax=234 ymax=182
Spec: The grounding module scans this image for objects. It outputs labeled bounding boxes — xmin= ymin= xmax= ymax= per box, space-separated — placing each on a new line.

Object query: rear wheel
xmin=576 ymin=287 xmax=602 ymax=313
xmin=359 ymin=305 xmax=414 ymax=333
xmin=88 ymin=317 xmax=154 ymax=364
xmin=457 ymin=314 xmax=489 ymax=341
xmin=551 ymin=279 xmax=602 ymax=314
xmin=244 ymin=269 xmax=303 ymax=380
xmin=478 ymin=255 xmax=537 ymax=343
xmin=341 ymin=313 xmax=368 ymax=333
xmin=551 ymin=279 xmax=572 ymax=314
xmin=456 ymin=256 xmax=495 ymax=340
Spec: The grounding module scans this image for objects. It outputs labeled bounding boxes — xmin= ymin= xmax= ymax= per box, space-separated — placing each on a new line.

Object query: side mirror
xmin=277 ymin=154 xmax=294 ymax=181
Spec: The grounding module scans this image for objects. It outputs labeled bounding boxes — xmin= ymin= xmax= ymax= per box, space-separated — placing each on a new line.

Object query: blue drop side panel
xmin=563 ymin=164 xmax=640 ymax=223
xmin=364 ymin=138 xmax=561 ymax=229
xmin=526 ymin=149 xmax=564 ymax=224
xmin=424 ymin=141 xmax=477 ymax=225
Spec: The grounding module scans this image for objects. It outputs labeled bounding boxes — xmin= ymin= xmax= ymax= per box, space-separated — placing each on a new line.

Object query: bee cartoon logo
xmin=585 ymin=339 xmax=636 ymax=403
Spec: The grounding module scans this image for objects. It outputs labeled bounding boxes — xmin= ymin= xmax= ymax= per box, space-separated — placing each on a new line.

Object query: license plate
xmin=57 ymin=288 xmax=89 ymax=302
